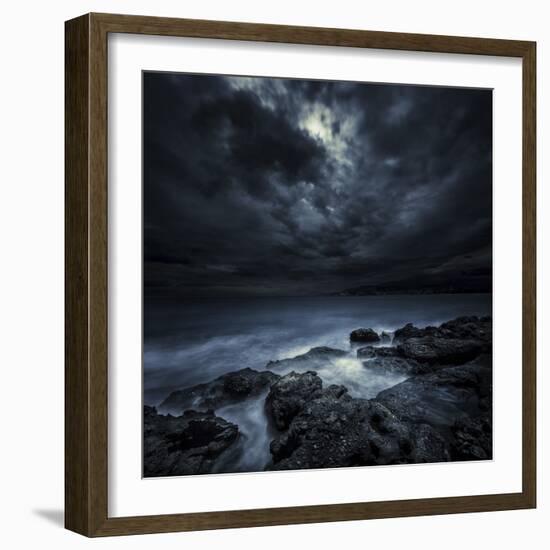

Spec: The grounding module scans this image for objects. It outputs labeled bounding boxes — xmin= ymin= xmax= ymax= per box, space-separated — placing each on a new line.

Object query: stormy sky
xmin=143 ymin=72 xmax=492 ymax=297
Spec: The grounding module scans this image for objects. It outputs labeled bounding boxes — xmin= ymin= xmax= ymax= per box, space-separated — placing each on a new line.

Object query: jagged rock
xmin=411 ymin=423 xmax=453 ymax=463
xmin=386 ymin=317 xmax=492 ymax=368
xmin=363 ymin=356 xmax=428 ymax=376
xmin=438 ymin=316 xmax=492 ymax=346
xmin=375 ymin=357 xmax=492 ymax=429
xmin=266 ymin=346 xmax=348 ymax=371
xmin=143 ymin=406 xmax=239 ymax=477
xmin=393 ymin=316 xmax=492 ymax=346
xmin=268 ymin=389 xmax=450 ymax=470
xmin=452 ymin=413 xmax=492 ymax=460
xmin=265 ymin=371 xmax=323 ymax=430
xmin=358 ymin=335 xmax=482 ymax=372
xmin=357 ymin=346 xmax=401 ymax=359
xmin=350 ymin=328 xmax=381 ymax=343
xmin=397 ymin=337 xmax=484 ymax=365
xmin=380 ymin=331 xmax=392 ymax=343
xmin=374 ymin=357 xmax=492 ymax=461
xmin=150 ymin=315 xmax=493 ymax=476
xmin=393 ymin=323 xmax=439 ymax=343
xmin=159 ymin=368 xmax=280 ymax=414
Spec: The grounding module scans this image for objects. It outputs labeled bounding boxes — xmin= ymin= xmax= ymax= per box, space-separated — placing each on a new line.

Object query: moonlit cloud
xmin=143 ymin=73 xmax=492 ymax=297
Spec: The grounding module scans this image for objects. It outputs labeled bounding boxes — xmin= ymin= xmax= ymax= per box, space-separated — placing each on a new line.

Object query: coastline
xmin=144 ymin=315 xmax=493 ymax=477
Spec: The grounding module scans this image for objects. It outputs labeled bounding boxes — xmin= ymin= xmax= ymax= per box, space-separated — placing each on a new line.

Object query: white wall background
xmin=0 ymin=0 xmax=547 ymax=548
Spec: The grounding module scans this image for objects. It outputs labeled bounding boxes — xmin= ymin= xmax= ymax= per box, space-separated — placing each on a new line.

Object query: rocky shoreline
xmin=144 ymin=315 xmax=492 ymax=477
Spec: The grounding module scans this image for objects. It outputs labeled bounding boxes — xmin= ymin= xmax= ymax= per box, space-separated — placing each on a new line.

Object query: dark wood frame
xmin=65 ymin=12 xmax=537 ymax=537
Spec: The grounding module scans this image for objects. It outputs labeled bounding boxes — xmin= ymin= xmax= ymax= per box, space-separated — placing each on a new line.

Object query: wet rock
xmin=323 ymin=384 xmax=349 ymax=399
xmin=266 ymin=346 xmax=348 ymax=371
xmin=159 ymin=368 xmax=280 ymax=414
xmin=265 ymin=371 xmax=323 ymax=430
xmin=363 ymin=356 xmax=428 ymax=376
xmin=144 ymin=406 xmax=239 ymax=477
xmin=452 ymin=413 xmax=492 ymax=460
xmin=374 ymin=357 xmax=492 ymax=461
xmin=397 ymin=337 xmax=485 ymax=365
xmin=357 ymin=345 xmax=428 ymax=374
xmin=356 ymin=346 xmax=401 ymax=359
xmin=380 ymin=331 xmax=392 ymax=343
xmin=393 ymin=316 xmax=492 ymax=347
xmin=411 ymin=423 xmax=452 ymax=463
xmin=375 ymin=357 xmax=492 ymax=429
xmin=438 ymin=316 xmax=492 ymax=347
xmin=393 ymin=323 xmax=438 ymax=343
xmin=268 ymin=391 xmax=450 ymax=470
xmin=350 ymin=328 xmax=381 ymax=344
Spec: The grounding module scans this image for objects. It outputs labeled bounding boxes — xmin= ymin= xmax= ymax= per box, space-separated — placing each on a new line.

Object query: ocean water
xmin=144 ymin=294 xmax=491 ymax=404
xmin=144 ymin=293 xmax=491 ymax=473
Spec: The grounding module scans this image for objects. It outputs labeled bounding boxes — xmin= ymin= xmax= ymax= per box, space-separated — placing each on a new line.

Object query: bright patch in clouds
xmin=300 ymin=103 xmax=357 ymax=170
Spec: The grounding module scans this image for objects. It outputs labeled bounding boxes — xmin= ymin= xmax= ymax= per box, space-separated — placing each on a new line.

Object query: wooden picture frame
xmin=65 ymin=12 xmax=536 ymax=537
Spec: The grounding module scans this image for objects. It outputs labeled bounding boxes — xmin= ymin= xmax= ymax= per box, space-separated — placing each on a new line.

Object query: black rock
xmin=397 ymin=336 xmax=485 ymax=365
xmin=393 ymin=323 xmax=439 ymax=343
xmin=356 ymin=345 xmax=428 ymax=375
xmin=393 ymin=316 xmax=492 ymax=347
xmin=144 ymin=407 xmax=239 ymax=477
xmin=374 ymin=356 xmax=493 ymax=462
xmin=159 ymin=368 xmax=280 ymax=414
xmin=411 ymin=423 xmax=453 ymax=463
xmin=438 ymin=316 xmax=492 ymax=345
xmin=350 ymin=328 xmax=381 ymax=343
xmin=265 ymin=371 xmax=323 ymax=430
xmin=268 ymin=389 xmax=450 ymax=470
xmin=363 ymin=356 xmax=428 ymax=376
xmin=375 ymin=356 xmax=492 ymax=430
xmin=356 ymin=346 xmax=401 ymax=359
xmin=452 ymin=413 xmax=492 ymax=460
xmin=266 ymin=346 xmax=348 ymax=371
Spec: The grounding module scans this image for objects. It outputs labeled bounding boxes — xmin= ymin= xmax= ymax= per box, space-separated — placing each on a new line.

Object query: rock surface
xmin=363 ymin=355 xmax=428 ymax=376
xmin=265 ymin=371 xmax=323 ymax=430
xmin=439 ymin=316 xmax=492 ymax=344
xmin=149 ymin=315 xmax=493 ymax=475
xmin=267 ymin=353 xmax=494 ymax=469
xmin=452 ymin=412 xmax=492 ymax=460
xmin=357 ymin=346 xmax=401 ymax=359
xmin=159 ymin=368 xmax=280 ymax=414
xmin=144 ymin=406 xmax=239 ymax=477
xmin=266 ymin=346 xmax=348 ymax=371
xmin=393 ymin=323 xmax=438 ymax=343
xmin=376 ymin=356 xmax=491 ymax=425
xmin=393 ymin=316 xmax=491 ymax=346
xmin=375 ymin=356 xmax=492 ymax=460
xmin=350 ymin=328 xmax=381 ymax=343
xmin=268 ymin=386 xmax=450 ymax=470
xmin=397 ymin=337 xmax=485 ymax=365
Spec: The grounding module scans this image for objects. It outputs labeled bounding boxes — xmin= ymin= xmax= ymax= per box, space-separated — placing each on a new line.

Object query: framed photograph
xmin=65 ymin=13 xmax=536 ymax=536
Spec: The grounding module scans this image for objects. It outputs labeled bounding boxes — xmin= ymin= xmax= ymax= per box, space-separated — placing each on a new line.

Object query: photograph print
xmin=143 ymin=71 xmax=493 ymax=477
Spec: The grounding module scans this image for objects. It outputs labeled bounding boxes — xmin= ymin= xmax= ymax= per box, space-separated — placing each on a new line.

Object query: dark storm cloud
xmin=144 ymin=72 xmax=492 ymax=296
